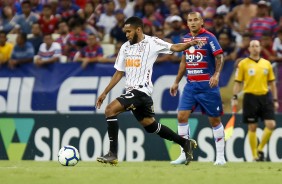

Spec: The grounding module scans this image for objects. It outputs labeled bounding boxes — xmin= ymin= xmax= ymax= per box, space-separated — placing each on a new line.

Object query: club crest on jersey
xmin=248 ymin=68 xmax=255 ymax=76
xmin=185 ymin=46 xmax=204 ymax=62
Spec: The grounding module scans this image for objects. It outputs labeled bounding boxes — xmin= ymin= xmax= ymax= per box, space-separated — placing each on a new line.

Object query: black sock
xmin=144 ymin=121 xmax=186 ymax=147
xmin=106 ymin=116 xmax=119 ymax=154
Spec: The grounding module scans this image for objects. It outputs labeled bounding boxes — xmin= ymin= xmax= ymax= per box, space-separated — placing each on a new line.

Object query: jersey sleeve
xmin=208 ymin=35 xmax=223 ymax=56
xmin=235 ymin=60 xmax=244 ymax=82
xmin=114 ymin=43 xmax=126 ymax=71
xmin=151 ymin=37 xmax=173 ymax=54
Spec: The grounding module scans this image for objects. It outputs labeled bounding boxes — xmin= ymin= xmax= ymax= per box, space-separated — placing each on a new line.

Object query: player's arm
xmin=96 ymin=70 xmax=124 ymax=109
xmin=170 ymin=40 xmax=205 ymax=52
xmin=210 ymin=54 xmax=224 ymax=88
xmin=269 ymin=80 xmax=279 ymax=110
xmin=170 ymin=55 xmax=186 ymax=96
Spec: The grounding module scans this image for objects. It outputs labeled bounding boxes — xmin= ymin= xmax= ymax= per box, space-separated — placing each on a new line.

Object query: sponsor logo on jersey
xmin=125 ymin=58 xmax=141 ymax=67
xmin=209 ymin=41 xmax=216 ymax=52
xmin=185 ymin=46 xmax=206 ymax=62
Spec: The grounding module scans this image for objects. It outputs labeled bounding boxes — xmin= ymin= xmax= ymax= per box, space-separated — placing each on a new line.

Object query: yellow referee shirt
xmin=235 ymin=57 xmax=275 ymax=95
xmin=0 ymin=42 xmax=13 ymax=64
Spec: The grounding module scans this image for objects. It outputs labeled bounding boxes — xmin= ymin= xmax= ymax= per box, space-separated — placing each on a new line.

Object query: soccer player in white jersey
xmin=96 ymin=16 xmax=204 ymax=165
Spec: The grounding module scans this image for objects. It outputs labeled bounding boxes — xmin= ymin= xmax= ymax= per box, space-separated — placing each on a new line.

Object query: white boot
xmin=214 ymin=157 xmax=226 ymax=165
xmin=170 ymin=150 xmax=186 ymax=165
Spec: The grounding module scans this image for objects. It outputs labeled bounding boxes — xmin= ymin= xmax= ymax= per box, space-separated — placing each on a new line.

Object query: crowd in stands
xmin=0 ymin=0 xmax=282 ymax=69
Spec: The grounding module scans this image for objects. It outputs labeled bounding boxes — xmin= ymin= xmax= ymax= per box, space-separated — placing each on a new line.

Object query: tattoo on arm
xmin=215 ymin=54 xmax=224 ymax=73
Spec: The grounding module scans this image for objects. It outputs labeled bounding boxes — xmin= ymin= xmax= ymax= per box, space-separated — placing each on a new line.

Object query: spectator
xmin=235 ymin=32 xmax=252 ymax=66
xmin=208 ymin=13 xmax=233 ymax=41
xmin=248 ymin=0 xmax=278 ymax=40
xmin=226 ymin=0 xmax=257 ymax=34
xmin=34 ymin=34 xmax=61 ymax=66
xmin=66 ymin=22 xmax=88 ymax=61
xmin=114 ymin=0 xmax=135 ymax=18
xmin=55 ymin=21 xmax=70 ymax=57
xmin=165 ymin=15 xmax=187 ymax=44
xmin=133 ymin=0 xmax=144 ymax=18
xmin=271 ymin=0 xmax=282 ymax=23
xmin=0 ymin=5 xmax=17 ymax=33
xmin=142 ymin=0 xmax=164 ymax=28
xmin=28 ymin=23 xmax=43 ymax=54
xmin=272 ymin=29 xmax=282 ymax=62
xmin=216 ymin=0 xmax=232 ymax=15
xmin=38 ymin=4 xmax=58 ymax=34
xmin=260 ymin=32 xmax=276 ymax=62
xmin=74 ymin=34 xmax=103 ymax=68
xmin=13 ymin=0 xmax=39 ymax=34
xmin=96 ymin=0 xmax=116 ymax=38
xmin=110 ymin=9 xmax=127 ymax=43
xmin=57 ymin=0 xmax=81 ymax=22
xmin=218 ymin=32 xmax=237 ymax=62
xmin=9 ymin=32 xmax=35 ymax=69
xmin=30 ymin=0 xmax=43 ymax=14
xmin=0 ymin=30 xmax=14 ymax=65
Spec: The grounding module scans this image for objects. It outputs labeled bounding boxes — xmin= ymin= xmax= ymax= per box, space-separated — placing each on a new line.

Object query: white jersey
xmin=38 ymin=42 xmax=62 ymax=61
xmin=114 ymin=35 xmax=173 ymax=96
xmin=272 ymin=37 xmax=282 ymax=57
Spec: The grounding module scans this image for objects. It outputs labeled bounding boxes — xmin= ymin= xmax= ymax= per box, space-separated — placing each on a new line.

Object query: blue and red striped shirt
xmin=182 ymin=28 xmax=223 ymax=90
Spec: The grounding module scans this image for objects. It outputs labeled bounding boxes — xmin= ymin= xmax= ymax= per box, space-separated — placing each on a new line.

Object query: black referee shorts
xmin=243 ymin=92 xmax=275 ymax=123
xmin=116 ymin=89 xmax=155 ymax=121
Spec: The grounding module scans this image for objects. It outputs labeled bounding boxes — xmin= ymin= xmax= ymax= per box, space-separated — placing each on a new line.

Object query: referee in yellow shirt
xmin=232 ymin=40 xmax=279 ymax=161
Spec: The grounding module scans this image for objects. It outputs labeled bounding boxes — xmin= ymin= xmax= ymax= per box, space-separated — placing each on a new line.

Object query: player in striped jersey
xmin=170 ymin=12 xmax=226 ymax=165
xmin=96 ymin=16 xmax=204 ymax=166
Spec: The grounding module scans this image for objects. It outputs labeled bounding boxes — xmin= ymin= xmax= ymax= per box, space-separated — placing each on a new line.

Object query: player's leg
xmin=96 ymin=95 xmax=127 ymax=165
xmin=170 ymin=110 xmax=192 ymax=164
xmin=208 ymin=116 xmax=226 ymax=165
xmin=171 ymin=84 xmax=196 ymax=164
xmin=140 ymin=117 xmax=197 ymax=165
xmin=196 ymin=89 xmax=225 ymax=165
xmin=132 ymin=90 xmax=197 ymax=165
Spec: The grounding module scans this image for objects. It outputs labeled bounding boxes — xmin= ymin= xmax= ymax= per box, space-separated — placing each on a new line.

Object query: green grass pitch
xmin=0 ymin=161 xmax=281 ymax=184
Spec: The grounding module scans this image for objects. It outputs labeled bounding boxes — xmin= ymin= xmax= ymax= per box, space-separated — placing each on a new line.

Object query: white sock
xmin=178 ymin=123 xmax=189 ymax=154
xmin=178 ymin=122 xmax=190 ymax=139
xmin=212 ymin=123 xmax=225 ymax=160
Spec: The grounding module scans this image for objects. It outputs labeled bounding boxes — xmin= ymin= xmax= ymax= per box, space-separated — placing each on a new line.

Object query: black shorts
xmin=116 ymin=89 xmax=155 ymax=121
xmin=243 ymin=93 xmax=275 ymax=123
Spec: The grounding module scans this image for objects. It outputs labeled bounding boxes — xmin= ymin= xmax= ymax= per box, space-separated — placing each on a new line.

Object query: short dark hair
xmin=0 ymin=30 xmax=7 ymax=36
xmin=18 ymin=32 xmax=27 ymax=42
xmin=124 ymin=16 xmax=144 ymax=30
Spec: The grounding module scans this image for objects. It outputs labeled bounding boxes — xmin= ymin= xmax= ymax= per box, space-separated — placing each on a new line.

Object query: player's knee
xmin=144 ymin=121 xmax=159 ymax=133
xmin=105 ymin=105 xmax=115 ymax=117
xmin=265 ymin=120 xmax=276 ymax=130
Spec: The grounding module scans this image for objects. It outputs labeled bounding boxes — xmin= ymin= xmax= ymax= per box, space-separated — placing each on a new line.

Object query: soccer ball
xmin=58 ymin=145 xmax=80 ymax=166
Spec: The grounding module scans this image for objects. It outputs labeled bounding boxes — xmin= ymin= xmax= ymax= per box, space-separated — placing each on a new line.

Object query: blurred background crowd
xmin=0 ymin=0 xmax=282 ymax=66
xmin=0 ymin=0 xmax=282 ymax=111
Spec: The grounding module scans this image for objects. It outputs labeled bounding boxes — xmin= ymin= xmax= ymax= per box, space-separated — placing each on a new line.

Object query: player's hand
xmin=189 ymin=39 xmax=205 ymax=48
xmin=231 ymin=99 xmax=238 ymax=107
xmin=274 ymin=101 xmax=279 ymax=112
xmin=96 ymin=93 xmax=107 ymax=109
xmin=170 ymin=83 xmax=179 ymax=96
xmin=209 ymin=73 xmax=219 ymax=88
